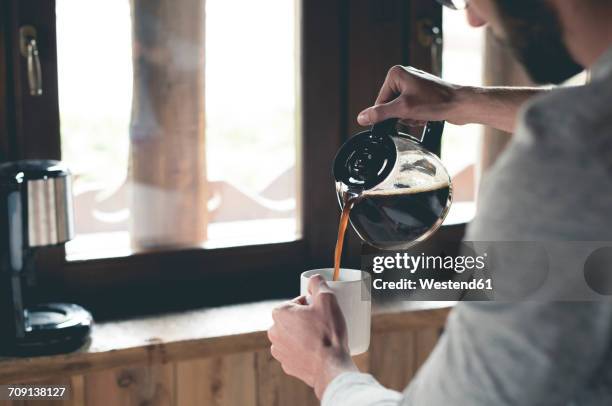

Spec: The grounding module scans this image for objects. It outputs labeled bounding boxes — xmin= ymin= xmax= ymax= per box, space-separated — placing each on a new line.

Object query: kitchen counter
xmin=0 ymin=300 xmax=454 ymax=384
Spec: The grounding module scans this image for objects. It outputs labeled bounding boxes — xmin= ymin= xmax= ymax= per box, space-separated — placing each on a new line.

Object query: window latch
xmin=19 ymin=25 xmax=43 ymax=96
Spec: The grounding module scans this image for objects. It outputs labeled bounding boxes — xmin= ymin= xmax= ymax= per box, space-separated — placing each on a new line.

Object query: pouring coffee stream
xmin=333 ymin=198 xmax=354 ymax=282
xmin=332 ymin=119 xmax=452 ymax=281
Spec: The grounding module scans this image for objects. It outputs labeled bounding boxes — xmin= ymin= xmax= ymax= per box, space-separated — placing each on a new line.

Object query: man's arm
xmin=270 ymin=275 xmax=612 ymax=405
xmin=356 ymin=65 xmax=544 ymax=133
xmin=322 ymin=105 xmax=612 ymax=405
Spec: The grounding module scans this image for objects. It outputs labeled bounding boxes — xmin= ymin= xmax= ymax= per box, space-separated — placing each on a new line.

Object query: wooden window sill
xmin=0 ymin=300 xmax=454 ymax=384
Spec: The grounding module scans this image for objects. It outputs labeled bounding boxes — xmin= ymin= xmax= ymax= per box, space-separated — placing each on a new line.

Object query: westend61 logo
xmin=363 ymin=242 xmax=612 ymax=302
xmin=372 ymin=252 xmax=488 ymax=274
xmin=366 ymin=251 xmax=493 ymax=296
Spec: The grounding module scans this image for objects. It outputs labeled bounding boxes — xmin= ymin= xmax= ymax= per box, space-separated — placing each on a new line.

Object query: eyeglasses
xmin=436 ymin=0 xmax=469 ymax=10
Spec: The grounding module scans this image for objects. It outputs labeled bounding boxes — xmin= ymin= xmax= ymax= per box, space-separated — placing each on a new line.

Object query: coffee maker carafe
xmin=333 ymin=119 xmax=452 ymax=249
xmin=0 ymin=160 xmax=92 ymax=356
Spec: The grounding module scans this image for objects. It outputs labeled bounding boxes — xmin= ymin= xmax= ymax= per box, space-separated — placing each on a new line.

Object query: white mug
xmin=300 ymin=268 xmax=371 ymax=355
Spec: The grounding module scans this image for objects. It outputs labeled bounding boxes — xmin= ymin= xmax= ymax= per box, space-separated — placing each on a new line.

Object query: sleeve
xmin=321 ymin=372 xmax=402 ymax=406
xmin=405 ymin=302 xmax=612 ymax=405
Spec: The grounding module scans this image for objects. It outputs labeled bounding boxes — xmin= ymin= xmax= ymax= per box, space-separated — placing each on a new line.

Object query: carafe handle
xmin=420 ymin=121 xmax=445 ymax=157
xmin=371 ymin=119 xmax=445 ymax=157
xmin=371 ymin=118 xmax=399 ymax=139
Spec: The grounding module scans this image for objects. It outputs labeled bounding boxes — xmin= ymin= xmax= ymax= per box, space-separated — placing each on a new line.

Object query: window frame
xmin=1 ymin=0 xmax=443 ymax=317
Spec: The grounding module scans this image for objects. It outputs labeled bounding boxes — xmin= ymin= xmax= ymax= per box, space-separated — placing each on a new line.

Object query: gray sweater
xmin=322 ymin=47 xmax=612 ymax=406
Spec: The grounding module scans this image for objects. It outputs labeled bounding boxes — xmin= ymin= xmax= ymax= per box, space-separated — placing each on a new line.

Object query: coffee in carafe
xmin=349 ymin=183 xmax=451 ymax=248
xmin=332 ymin=119 xmax=452 ymax=280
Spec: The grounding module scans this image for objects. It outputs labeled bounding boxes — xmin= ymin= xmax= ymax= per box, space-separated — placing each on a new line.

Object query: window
xmin=56 ymin=0 xmax=301 ymax=259
xmin=2 ymin=0 xmax=446 ymax=312
xmin=441 ymin=7 xmax=484 ymax=202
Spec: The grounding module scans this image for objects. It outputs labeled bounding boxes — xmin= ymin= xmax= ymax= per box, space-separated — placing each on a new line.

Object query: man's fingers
xmin=271 ymin=295 xmax=307 ymax=322
xmin=268 ymin=325 xmax=301 ymax=358
xmin=374 ymin=79 xmax=399 ymax=107
xmin=271 ymin=303 xmax=294 ymax=325
xmin=270 ymin=344 xmax=288 ymax=362
xmin=374 ymin=65 xmax=405 ymax=105
xmin=308 ymin=274 xmax=333 ymax=297
xmin=267 ymin=325 xmax=279 ymax=343
xmin=291 ymin=295 xmax=307 ymax=305
xmin=308 ymin=275 xmax=341 ymax=311
xmin=357 ymin=97 xmax=406 ymax=126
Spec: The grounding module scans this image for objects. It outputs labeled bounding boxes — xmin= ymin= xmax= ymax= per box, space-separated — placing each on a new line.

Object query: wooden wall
xmin=0 ymin=327 xmax=441 ymax=406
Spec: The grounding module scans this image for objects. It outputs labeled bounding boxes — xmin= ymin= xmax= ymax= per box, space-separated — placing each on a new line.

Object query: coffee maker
xmin=0 ymin=160 xmax=92 ymax=356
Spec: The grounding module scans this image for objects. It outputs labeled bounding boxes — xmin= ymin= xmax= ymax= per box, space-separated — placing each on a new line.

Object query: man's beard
xmin=494 ymin=0 xmax=584 ymax=84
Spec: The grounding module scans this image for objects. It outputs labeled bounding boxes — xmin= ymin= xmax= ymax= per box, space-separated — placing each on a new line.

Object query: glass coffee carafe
xmin=333 ymin=119 xmax=452 ymax=250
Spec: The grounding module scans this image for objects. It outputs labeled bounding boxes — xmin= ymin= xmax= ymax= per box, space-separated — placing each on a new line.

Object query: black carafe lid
xmin=333 ymin=119 xmax=398 ymax=191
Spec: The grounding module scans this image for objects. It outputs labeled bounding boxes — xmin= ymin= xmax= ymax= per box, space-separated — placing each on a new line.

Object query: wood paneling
xmin=369 ymin=327 xmax=442 ymax=392
xmin=370 ymin=329 xmax=417 ymax=391
xmin=253 ymin=349 xmax=318 ymax=406
xmin=414 ymin=328 xmax=441 ymax=369
xmin=83 ymin=364 xmax=174 ymax=406
xmin=353 ymin=351 xmax=370 ymax=373
xmin=0 ymin=324 xmax=444 ymax=406
xmin=176 ymin=353 xmax=257 ymax=406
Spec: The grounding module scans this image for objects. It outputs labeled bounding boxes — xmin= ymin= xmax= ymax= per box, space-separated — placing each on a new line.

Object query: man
xmin=268 ymin=0 xmax=612 ymax=404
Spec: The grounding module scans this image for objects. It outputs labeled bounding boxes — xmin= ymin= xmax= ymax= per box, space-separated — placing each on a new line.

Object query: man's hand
xmin=357 ymin=65 xmax=464 ymax=127
xmin=358 ymin=65 xmax=543 ymax=133
xmin=268 ymin=275 xmax=358 ymax=399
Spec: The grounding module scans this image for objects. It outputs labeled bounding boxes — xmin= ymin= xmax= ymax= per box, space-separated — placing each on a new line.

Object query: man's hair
xmin=493 ymin=0 xmax=584 ymax=84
